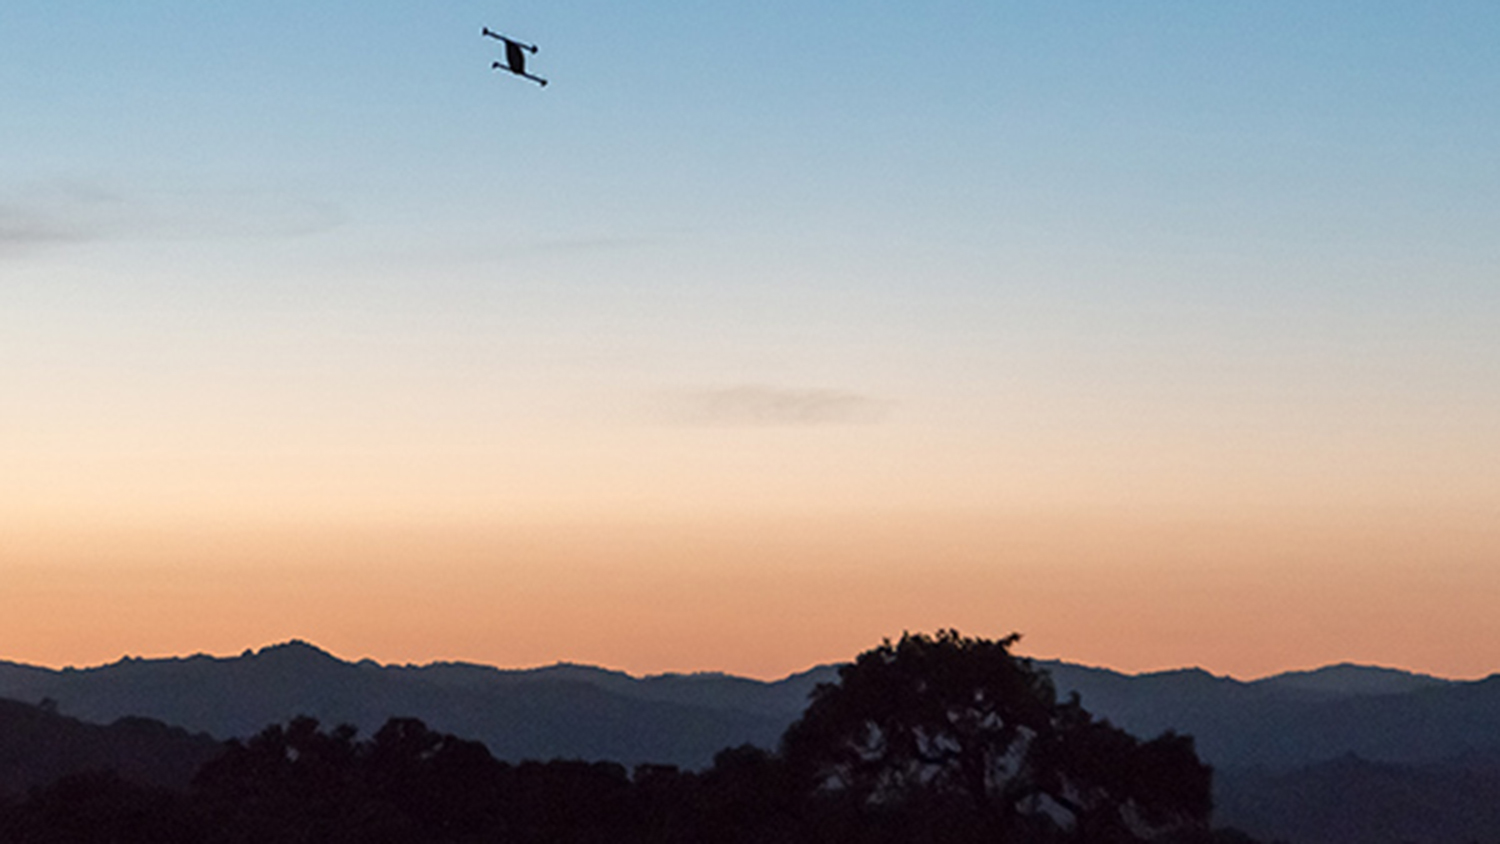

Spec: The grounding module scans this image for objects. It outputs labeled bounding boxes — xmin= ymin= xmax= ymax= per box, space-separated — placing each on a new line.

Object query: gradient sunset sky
xmin=3 ymin=2 xmax=1497 ymax=680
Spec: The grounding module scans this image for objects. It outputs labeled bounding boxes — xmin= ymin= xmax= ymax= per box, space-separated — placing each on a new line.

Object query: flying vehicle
xmin=483 ymin=27 xmax=547 ymax=87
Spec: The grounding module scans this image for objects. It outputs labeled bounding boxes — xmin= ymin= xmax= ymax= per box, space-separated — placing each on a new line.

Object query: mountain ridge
xmin=7 ymin=639 xmax=1472 ymax=689
xmin=5 ymin=640 xmax=1500 ymax=844
xmin=3 ymin=641 xmax=1497 ymax=771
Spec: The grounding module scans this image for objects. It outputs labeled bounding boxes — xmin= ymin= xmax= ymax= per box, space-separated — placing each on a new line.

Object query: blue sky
xmin=3 ymin=2 xmax=1499 ymax=676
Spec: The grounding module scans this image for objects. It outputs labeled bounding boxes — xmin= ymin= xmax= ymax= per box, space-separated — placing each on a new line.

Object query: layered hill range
xmin=0 ymin=641 xmax=820 ymax=771
xmin=5 ymin=642 xmax=1500 ymax=843
xmin=2 ymin=640 xmax=1496 ymax=772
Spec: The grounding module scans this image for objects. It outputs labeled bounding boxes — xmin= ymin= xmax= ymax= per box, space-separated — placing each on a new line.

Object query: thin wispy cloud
xmin=0 ymin=206 xmax=97 ymax=251
xmin=0 ymin=180 xmax=343 ymax=257
xmin=0 ymin=181 xmax=114 ymax=254
xmin=659 ymin=384 xmax=893 ymax=427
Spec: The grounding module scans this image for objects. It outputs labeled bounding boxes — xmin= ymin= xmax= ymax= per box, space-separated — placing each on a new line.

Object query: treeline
xmin=0 ymin=631 xmax=1262 ymax=843
xmin=0 ymin=716 xmax=1249 ymax=844
xmin=1 ymin=715 xmax=785 ymax=844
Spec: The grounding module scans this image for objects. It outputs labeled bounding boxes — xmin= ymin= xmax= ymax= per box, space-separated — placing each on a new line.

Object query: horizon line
xmin=2 ymin=637 xmax=1489 ymax=685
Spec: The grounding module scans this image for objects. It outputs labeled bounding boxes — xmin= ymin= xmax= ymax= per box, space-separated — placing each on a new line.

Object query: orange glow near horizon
xmin=6 ymin=2 xmax=1500 ymax=733
xmin=5 ymin=508 xmax=1497 ymax=681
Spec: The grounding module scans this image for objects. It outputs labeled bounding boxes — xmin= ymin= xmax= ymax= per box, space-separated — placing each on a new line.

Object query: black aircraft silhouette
xmin=483 ymin=27 xmax=547 ymax=87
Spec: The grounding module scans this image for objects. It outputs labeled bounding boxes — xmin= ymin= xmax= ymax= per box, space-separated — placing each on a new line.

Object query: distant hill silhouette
xmin=1215 ymin=751 xmax=1500 ymax=844
xmin=3 ymin=642 xmax=1500 ymax=843
xmin=4 ymin=642 xmax=1498 ymax=774
xmin=1038 ymin=661 xmax=1500 ymax=769
xmin=0 ymin=697 xmax=222 ymax=797
xmin=1248 ymin=662 xmax=1450 ymax=699
xmin=5 ymin=644 xmax=1494 ymax=773
xmin=0 ymin=642 xmax=831 ymax=769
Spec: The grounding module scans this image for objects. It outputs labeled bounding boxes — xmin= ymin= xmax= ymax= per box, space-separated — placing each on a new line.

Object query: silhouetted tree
xmin=193 ymin=716 xmax=493 ymax=843
xmin=692 ymin=744 xmax=805 ymax=842
xmin=0 ymin=770 xmax=197 ymax=844
xmin=0 ymin=636 xmax=1245 ymax=844
xmin=781 ymin=630 xmax=1213 ymax=843
xmin=365 ymin=717 xmax=506 ymax=838
xmin=192 ymin=717 xmax=369 ymax=843
xmin=505 ymin=758 xmax=633 ymax=842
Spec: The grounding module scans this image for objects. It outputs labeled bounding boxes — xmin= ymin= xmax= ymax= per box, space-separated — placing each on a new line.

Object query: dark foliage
xmin=0 ymin=697 xmax=222 ymax=796
xmin=0 ymin=770 xmax=197 ymax=844
xmin=0 ymin=632 xmax=1237 ymax=843
xmin=781 ymin=630 xmax=1214 ymax=843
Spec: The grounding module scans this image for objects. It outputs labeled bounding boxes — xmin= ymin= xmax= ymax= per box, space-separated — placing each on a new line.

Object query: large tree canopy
xmin=0 ymin=634 xmax=1233 ymax=843
xmin=780 ymin=630 xmax=1213 ymax=843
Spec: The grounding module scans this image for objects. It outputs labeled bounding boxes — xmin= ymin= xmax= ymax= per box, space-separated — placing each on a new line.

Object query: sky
xmin=3 ymin=1 xmax=1498 ymax=680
